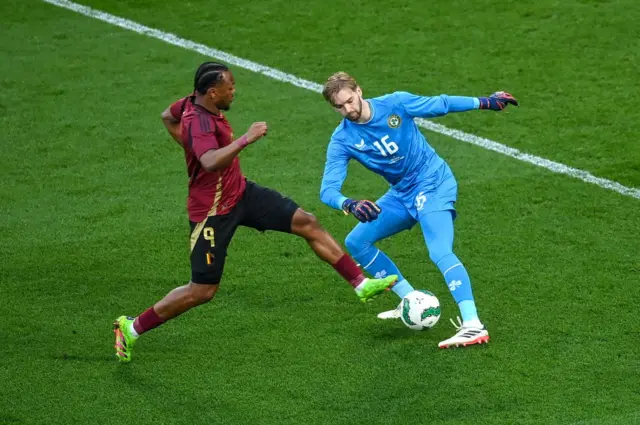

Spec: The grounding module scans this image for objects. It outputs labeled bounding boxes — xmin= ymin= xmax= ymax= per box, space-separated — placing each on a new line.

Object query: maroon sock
xmin=133 ymin=307 xmax=165 ymax=335
xmin=332 ymin=254 xmax=366 ymax=288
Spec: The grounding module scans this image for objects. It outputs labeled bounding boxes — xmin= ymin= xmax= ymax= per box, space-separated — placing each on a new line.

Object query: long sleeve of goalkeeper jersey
xmin=320 ymin=140 xmax=350 ymax=211
xmin=394 ymin=91 xmax=480 ymax=118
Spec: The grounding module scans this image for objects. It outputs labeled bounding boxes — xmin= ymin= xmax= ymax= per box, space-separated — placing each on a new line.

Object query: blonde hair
xmin=322 ymin=72 xmax=358 ymax=104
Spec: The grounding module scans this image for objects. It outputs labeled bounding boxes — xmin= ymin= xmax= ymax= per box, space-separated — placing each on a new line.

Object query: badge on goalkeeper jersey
xmin=387 ymin=114 xmax=401 ymax=128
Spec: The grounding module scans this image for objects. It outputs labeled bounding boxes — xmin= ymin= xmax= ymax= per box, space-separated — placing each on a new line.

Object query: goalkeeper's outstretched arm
xmin=394 ymin=91 xmax=517 ymax=118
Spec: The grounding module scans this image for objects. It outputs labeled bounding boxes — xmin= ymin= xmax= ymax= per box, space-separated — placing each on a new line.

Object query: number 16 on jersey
xmin=373 ymin=135 xmax=398 ymax=157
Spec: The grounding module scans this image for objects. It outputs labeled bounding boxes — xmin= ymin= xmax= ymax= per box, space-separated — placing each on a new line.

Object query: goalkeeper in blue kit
xmin=320 ymin=72 xmax=518 ymax=348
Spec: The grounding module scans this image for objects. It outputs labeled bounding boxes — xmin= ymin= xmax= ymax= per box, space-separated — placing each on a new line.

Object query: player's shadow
xmin=50 ymin=352 xmax=113 ymax=363
xmin=369 ymin=325 xmax=433 ymax=340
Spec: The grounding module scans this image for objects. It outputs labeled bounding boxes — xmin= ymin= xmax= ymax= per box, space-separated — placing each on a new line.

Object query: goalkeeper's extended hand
xmin=342 ymin=199 xmax=381 ymax=223
xmin=478 ymin=91 xmax=518 ymax=110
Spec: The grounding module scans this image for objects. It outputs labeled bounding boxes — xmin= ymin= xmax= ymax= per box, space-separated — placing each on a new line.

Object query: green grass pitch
xmin=1 ymin=0 xmax=639 ymax=424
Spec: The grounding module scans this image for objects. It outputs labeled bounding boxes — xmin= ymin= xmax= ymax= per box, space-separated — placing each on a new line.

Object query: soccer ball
xmin=400 ymin=290 xmax=441 ymax=330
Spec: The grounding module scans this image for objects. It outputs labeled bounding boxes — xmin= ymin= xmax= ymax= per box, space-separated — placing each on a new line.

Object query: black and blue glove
xmin=478 ymin=91 xmax=519 ymax=110
xmin=342 ymin=199 xmax=381 ymax=223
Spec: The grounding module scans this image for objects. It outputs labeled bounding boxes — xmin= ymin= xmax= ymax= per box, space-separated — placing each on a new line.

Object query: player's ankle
xmin=354 ymin=278 xmax=369 ymax=294
xmin=463 ymin=318 xmax=483 ymax=328
xmin=128 ymin=322 xmax=140 ymax=338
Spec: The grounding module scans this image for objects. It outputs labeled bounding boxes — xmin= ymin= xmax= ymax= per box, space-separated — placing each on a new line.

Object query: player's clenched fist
xmin=245 ymin=122 xmax=268 ymax=143
xmin=342 ymin=199 xmax=382 ymax=223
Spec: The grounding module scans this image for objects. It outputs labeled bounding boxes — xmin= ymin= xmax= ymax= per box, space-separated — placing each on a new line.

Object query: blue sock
xmin=458 ymin=301 xmax=479 ymax=324
xmin=391 ymin=279 xmax=413 ymax=299
xmin=436 ymin=253 xmax=479 ymax=323
xmin=358 ymin=249 xmax=414 ymax=299
xmin=420 ymin=210 xmax=481 ymax=325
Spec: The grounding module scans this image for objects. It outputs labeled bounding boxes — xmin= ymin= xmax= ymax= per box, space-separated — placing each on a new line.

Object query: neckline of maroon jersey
xmin=193 ymin=103 xmax=225 ymax=120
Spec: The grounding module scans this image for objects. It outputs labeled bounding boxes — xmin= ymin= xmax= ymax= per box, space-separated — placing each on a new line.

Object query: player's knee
xmin=305 ymin=212 xmax=322 ymax=230
xmin=292 ymin=209 xmax=322 ymax=236
xmin=193 ymin=289 xmax=216 ymax=305
xmin=345 ymin=229 xmax=368 ymax=257
xmin=429 ymin=248 xmax=454 ymax=267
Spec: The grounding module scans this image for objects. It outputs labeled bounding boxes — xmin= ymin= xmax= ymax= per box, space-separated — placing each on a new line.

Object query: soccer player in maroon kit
xmin=113 ymin=62 xmax=397 ymax=362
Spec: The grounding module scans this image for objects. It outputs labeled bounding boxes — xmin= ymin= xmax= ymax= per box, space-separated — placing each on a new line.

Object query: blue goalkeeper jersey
xmin=320 ymin=91 xmax=478 ymax=210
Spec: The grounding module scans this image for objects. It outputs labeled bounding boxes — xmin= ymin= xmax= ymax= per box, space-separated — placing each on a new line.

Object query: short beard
xmin=346 ymin=98 xmax=362 ymax=121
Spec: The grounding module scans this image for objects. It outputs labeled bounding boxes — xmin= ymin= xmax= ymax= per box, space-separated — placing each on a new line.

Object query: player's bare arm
xmin=161 ymin=106 xmax=181 ymax=143
xmin=199 ymin=122 xmax=267 ymax=172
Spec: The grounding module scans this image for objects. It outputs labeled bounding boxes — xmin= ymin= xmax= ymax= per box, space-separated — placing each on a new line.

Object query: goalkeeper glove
xmin=478 ymin=91 xmax=519 ymax=110
xmin=342 ymin=199 xmax=381 ymax=223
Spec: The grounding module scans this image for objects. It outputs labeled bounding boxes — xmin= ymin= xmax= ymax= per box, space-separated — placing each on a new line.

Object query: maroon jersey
xmin=169 ymin=96 xmax=246 ymax=222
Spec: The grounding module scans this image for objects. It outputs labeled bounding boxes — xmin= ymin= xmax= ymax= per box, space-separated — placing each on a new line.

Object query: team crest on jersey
xmin=388 ymin=114 xmax=401 ymax=128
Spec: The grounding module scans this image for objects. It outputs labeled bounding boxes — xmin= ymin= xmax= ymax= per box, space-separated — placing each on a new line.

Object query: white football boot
xmin=438 ymin=317 xmax=489 ymax=349
xmin=377 ymin=302 xmax=402 ymax=319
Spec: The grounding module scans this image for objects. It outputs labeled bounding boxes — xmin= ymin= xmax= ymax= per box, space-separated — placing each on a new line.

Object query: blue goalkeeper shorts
xmin=390 ymin=162 xmax=458 ymax=222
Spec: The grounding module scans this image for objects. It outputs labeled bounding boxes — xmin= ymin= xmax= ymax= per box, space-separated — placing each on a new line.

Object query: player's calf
xmin=290 ymin=208 xmax=396 ymax=301
xmin=153 ymin=282 xmax=219 ymax=320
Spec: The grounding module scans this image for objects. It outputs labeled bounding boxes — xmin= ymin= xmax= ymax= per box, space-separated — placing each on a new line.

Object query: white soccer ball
xmin=400 ymin=290 xmax=441 ymax=330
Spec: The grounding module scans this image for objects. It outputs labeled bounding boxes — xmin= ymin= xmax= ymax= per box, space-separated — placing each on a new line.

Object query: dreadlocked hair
xmin=194 ymin=62 xmax=229 ymax=95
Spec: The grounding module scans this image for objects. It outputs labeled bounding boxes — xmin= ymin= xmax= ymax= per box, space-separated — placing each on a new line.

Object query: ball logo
xmin=421 ymin=306 xmax=441 ymax=320
xmin=402 ymin=301 xmax=417 ymax=326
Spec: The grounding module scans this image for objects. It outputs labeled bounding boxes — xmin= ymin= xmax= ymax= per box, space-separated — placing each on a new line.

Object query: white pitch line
xmin=43 ymin=0 xmax=640 ymax=201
